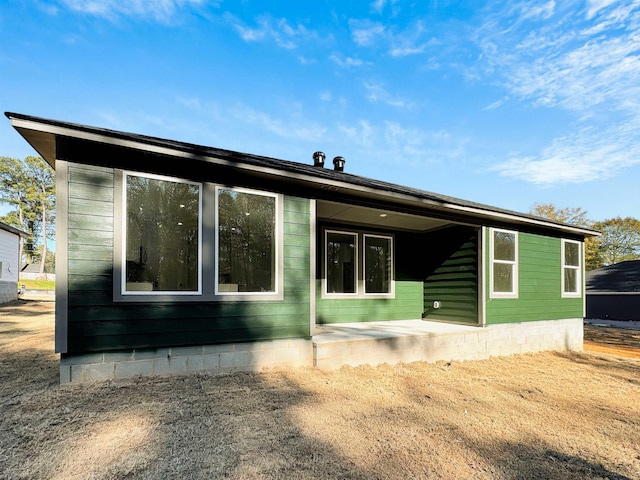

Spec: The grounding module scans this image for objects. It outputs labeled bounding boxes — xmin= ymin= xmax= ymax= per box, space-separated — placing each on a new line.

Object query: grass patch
xmin=18 ymin=278 xmax=55 ymax=290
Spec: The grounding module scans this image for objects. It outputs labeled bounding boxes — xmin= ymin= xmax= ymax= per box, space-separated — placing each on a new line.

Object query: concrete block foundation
xmin=60 ymin=318 xmax=583 ymax=384
xmin=61 ymin=338 xmax=313 ymax=384
xmin=0 ymin=281 xmax=17 ymax=304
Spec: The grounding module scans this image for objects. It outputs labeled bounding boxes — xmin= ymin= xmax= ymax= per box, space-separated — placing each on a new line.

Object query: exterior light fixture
xmin=333 ymin=156 xmax=345 ymax=172
xmin=313 ymin=151 xmax=326 ymax=167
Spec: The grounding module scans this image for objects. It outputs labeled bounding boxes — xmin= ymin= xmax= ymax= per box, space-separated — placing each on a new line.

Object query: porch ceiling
xmin=317 ymin=200 xmax=452 ymax=232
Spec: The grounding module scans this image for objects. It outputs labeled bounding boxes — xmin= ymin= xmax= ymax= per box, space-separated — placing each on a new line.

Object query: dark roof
xmin=586 ymin=260 xmax=640 ymax=293
xmin=0 ymin=221 xmax=26 ymax=237
xmin=5 ymin=111 xmax=599 ymax=238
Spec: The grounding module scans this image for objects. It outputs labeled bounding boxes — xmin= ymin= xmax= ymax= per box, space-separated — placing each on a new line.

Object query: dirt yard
xmin=0 ymin=300 xmax=639 ymax=480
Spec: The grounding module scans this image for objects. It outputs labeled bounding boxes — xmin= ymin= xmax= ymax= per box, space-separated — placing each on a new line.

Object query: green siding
xmin=423 ymin=226 xmax=479 ymax=325
xmin=485 ymin=230 xmax=583 ymax=324
xmin=65 ymin=163 xmax=311 ymax=353
xmin=315 ymin=280 xmax=424 ymax=324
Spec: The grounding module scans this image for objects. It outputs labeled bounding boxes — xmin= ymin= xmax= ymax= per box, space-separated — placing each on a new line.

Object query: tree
xmin=591 ymin=217 xmax=640 ymax=267
xmin=530 ymin=203 xmax=601 ymax=270
xmin=31 ymin=244 xmax=56 ymax=274
xmin=530 ymin=203 xmax=640 ymax=270
xmin=530 ymin=203 xmax=590 ymax=227
xmin=0 ymin=156 xmax=55 ymax=274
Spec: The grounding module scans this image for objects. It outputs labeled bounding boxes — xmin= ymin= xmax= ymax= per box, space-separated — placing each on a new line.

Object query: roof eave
xmin=0 ymin=221 xmax=28 ymax=237
xmin=5 ymin=112 xmax=600 ymax=238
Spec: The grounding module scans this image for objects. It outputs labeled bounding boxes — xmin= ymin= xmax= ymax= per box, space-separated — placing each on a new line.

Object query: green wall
xmin=62 ymin=163 xmax=584 ymax=351
xmin=65 ymin=162 xmax=311 ymax=353
xmin=423 ymin=227 xmax=479 ymax=325
xmin=315 ymin=280 xmax=424 ymax=324
xmin=485 ymin=229 xmax=584 ymax=324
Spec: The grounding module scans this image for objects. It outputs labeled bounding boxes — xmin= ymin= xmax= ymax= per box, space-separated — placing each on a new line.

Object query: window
xmin=123 ymin=173 xmax=201 ymax=294
xmin=324 ymin=229 xmax=394 ymax=297
xmin=562 ymin=240 xmax=581 ymax=297
xmin=326 ymin=231 xmax=357 ymax=294
xmin=364 ymin=234 xmax=392 ymax=294
xmin=490 ymin=228 xmax=518 ymax=297
xmin=117 ymin=171 xmax=282 ymax=301
xmin=216 ymin=188 xmax=277 ymax=294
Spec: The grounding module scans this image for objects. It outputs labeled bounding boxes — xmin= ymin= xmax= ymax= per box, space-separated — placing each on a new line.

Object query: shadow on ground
xmin=1 ymin=300 xmax=639 ymax=479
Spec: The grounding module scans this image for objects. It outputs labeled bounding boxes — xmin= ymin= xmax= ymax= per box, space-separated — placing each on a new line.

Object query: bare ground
xmin=0 ymin=300 xmax=639 ymax=480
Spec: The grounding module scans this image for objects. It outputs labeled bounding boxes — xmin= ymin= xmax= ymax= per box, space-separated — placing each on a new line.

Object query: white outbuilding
xmin=0 ymin=222 xmax=25 ymax=303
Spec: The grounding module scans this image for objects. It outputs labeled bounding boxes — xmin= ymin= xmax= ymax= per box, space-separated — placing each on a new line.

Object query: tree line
xmin=0 ymin=156 xmax=55 ymax=274
xmin=530 ymin=203 xmax=640 ymax=271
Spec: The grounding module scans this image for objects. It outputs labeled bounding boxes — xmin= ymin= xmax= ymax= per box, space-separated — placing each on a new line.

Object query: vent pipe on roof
xmin=313 ymin=151 xmax=326 ymax=167
xmin=333 ymin=156 xmax=345 ymax=172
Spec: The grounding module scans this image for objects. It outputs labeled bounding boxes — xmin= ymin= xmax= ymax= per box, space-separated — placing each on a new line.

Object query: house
xmin=5 ymin=111 xmax=600 ymax=384
xmin=0 ymin=221 xmax=25 ymax=303
xmin=586 ymin=260 xmax=640 ymax=321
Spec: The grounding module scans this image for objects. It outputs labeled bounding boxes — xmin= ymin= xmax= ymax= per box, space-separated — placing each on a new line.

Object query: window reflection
xmin=125 ymin=175 xmax=200 ymax=292
xmin=217 ymin=189 xmax=276 ymax=293
xmin=365 ymin=235 xmax=391 ymax=294
xmin=326 ymin=232 xmax=356 ymax=294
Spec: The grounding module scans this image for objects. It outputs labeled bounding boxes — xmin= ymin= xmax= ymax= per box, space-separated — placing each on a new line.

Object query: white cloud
xmin=329 ymin=54 xmax=366 ymax=68
xmin=484 ymin=97 xmax=509 ymax=110
xmin=520 ymin=0 xmax=556 ymax=20
xmin=586 ymin=0 xmax=620 ymax=19
xmin=350 ymin=20 xmax=386 ymax=46
xmin=363 ymin=81 xmax=412 ymax=108
xmin=227 ymin=104 xmax=327 ymax=142
xmin=226 ymin=14 xmax=314 ymax=49
xmin=370 ymin=0 xmax=386 ymax=14
xmin=476 ymin=1 xmax=640 ymax=185
xmin=338 ymin=119 xmax=468 ymax=167
xmin=176 ymin=96 xmax=201 ymax=110
xmin=479 ymin=1 xmax=640 ymax=115
xmin=389 ymin=43 xmax=428 ymax=57
xmin=370 ymin=0 xmax=399 ymax=15
xmin=60 ymin=0 xmax=206 ymax=22
xmin=490 ymin=118 xmax=640 ymax=185
xmin=350 ymin=19 xmax=436 ymax=58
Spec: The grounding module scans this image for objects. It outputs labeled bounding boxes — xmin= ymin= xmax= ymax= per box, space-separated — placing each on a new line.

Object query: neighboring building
xmin=6 ymin=112 xmax=599 ymax=384
xmin=0 ymin=221 xmax=25 ymax=303
xmin=586 ymin=260 xmax=640 ymax=321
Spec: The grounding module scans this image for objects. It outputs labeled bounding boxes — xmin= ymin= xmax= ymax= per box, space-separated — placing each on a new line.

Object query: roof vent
xmin=333 ymin=156 xmax=345 ymax=172
xmin=313 ymin=151 xmax=326 ymax=167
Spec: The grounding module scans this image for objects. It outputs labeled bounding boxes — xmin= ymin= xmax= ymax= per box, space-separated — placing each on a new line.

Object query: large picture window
xmin=326 ymin=231 xmax=357 ymax=294
xmin=216 ymin=188 xmax=277 ymax=294
xmin=118 ymin=172 xmax=282 ymax=301
xmin=124 ymin=174 xmax=201 ymax=294
xmin=562 ymin=239 xmax=581 ymax=297
xmin=490 ymin=228 xmax=518 ymax=298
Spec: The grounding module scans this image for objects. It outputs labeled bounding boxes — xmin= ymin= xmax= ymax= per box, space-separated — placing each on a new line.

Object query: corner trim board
xmin=55 ymin=160 xmax=69 ymax=353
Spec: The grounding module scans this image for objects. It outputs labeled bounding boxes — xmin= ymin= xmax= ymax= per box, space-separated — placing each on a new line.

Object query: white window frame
xmin=214 ymin=185 xmax=280 ymax=297
xmin=363 ymin=233 xmax=395 ymax=297
xmin=324 ymin=229 xmax=359 ymax=297
xmin=489 ymin=228 xmax=518 ymax=299
xmin=121 ymin=171 xmax=203 ymax=296
xmin=561 ymin=239 xmax=582 ymax=298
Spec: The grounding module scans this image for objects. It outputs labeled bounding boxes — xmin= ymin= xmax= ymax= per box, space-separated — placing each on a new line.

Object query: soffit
xmin=317 ymin=200 xmax=452 ymax=232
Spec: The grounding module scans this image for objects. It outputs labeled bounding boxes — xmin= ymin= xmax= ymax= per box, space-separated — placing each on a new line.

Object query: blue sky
xmin=1 ymin=0 xmax=639 ymax=222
